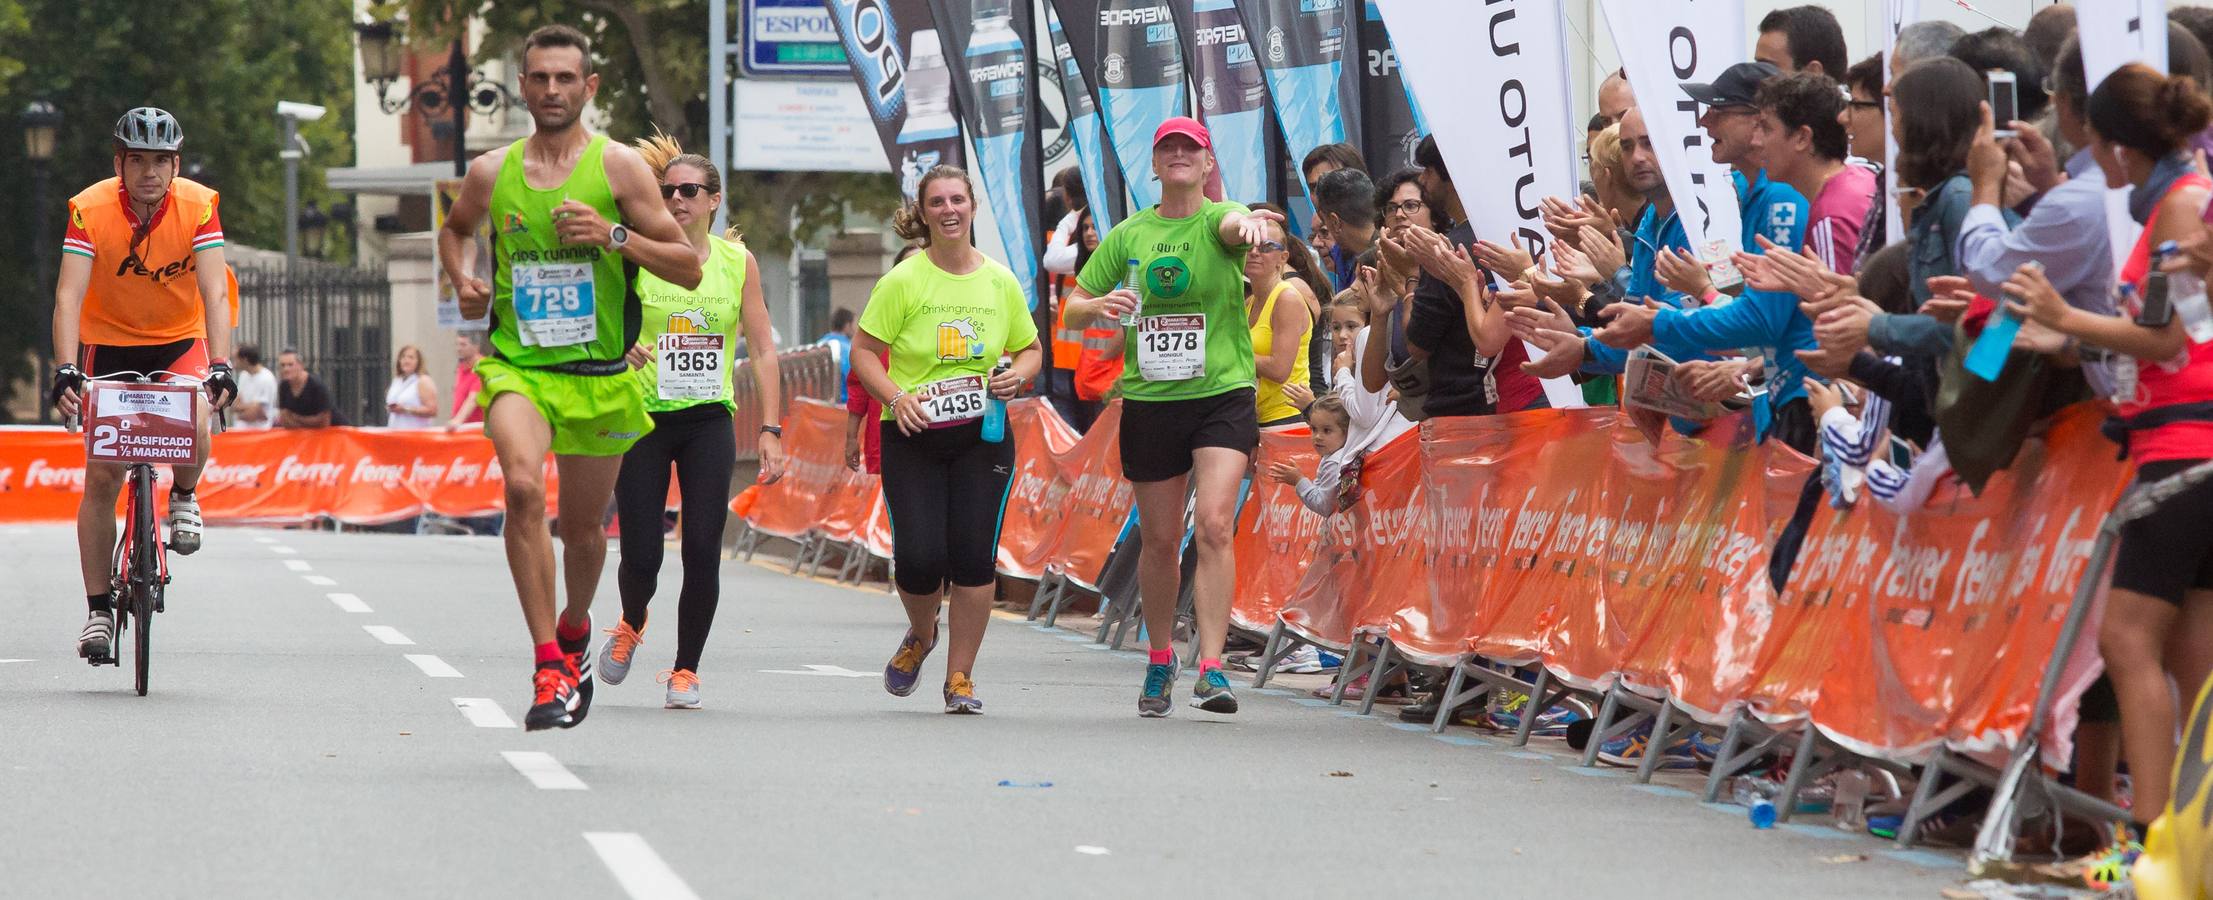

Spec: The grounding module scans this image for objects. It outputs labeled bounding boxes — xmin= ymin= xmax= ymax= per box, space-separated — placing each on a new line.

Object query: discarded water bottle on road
xmin=1833 ymin=769 xmax=1870 ymax=832
xmin=1749 ymin=797 xmax=1777 ymax=830
xmin=1120 ymin=258 xmax=1142 ymax=327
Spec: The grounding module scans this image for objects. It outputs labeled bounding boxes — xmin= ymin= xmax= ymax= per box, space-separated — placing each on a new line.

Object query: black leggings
xmin=615 ymin=404 xmax=736 ymax=672
xmin=879 ymin=420 xmax=1015 ymax=596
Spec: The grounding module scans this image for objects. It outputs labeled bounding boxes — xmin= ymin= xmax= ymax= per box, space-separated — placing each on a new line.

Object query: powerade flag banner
xmin=1176 ymin=0 xmax=1272 ymax=204
xmin=1089 ymin=0 xmax=1189 ymax=209
xmin=1600 ymin=0 xmax=1746 ymax=273
xmin=1046 ymin=4 xmax=1121 ymax=231
xmin=1375 ymin=0 xmax=1583 ymax=409
xmin=1356 ymin=0 xmax=1425 ymax=176
xmin=929 ymin=0 xmax=1046 ymax=311
xmin=823 ymin=0 xmax=967 ymax=198
xmin=1232 ymin=0 xmax=1353 ymax=172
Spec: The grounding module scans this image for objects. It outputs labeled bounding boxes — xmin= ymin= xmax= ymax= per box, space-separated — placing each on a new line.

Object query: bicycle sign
xmin=84 ymin=382 xmax=201 ymax=466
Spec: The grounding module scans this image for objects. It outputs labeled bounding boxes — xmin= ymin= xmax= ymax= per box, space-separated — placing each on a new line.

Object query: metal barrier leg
xmin=1253 ymin=621 xmax=1285 ymax=688
xmin=1897 ymin=751 xmax=1954 ymax=849
xmin=1027 ymin=573 xmax=1057 ymax=621
xmin=788 ymin=537 xmax=809 ymax=574
xmin=1357 ymin=640 xmax=1397 ymax=716
xmin=1513 ymin=669 xmax=1555 ymax=747
xmin=1331 ymin=638 xmax=1368 ymax=706
xmin=1431 ymin=663 xmax=1470 ymax=734
xmin=1635 ymin=697 xmax=1682 ymax=785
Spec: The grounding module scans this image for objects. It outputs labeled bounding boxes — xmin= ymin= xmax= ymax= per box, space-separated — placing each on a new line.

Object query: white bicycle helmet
xmin=113 ymin=107 xmax=183 ymax=152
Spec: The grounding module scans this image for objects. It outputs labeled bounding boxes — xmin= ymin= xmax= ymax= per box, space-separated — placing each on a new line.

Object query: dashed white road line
xmin=452 ymin=698 xmax=516 ymax=728
xmin=328 ymin=593 xmax=371 ymax=613
xmin=362 ymin=625 xmax=415 ymax=645
xmin=253 ymin=535 xmax=277 ymax=544
xmin=583 ymin=832 xmax=701 ymax=900
xmin=403 ymin=654 xmax=462 ymax=678
xmin=502 ymin=750 xmax=587 ymax=791
xmin=303 ymin=575 xmax=337 ymax=586
xmin=270 ymin=545 xmax=297 ymax=555
xmin=283 ymin=559 xmax=313 ymax=572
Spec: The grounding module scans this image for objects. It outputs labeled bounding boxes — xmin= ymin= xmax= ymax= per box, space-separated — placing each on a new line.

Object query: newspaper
xmin=1623 ymin=346 xmax=1726 ymax=421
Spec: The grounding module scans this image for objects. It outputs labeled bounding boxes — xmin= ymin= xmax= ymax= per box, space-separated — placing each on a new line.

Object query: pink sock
xmin=1148 ymin=648 xmax=1175 ymax=665
xmin=1199 ymin=657 xmax=1222 ymax=673
xmin=555 ymin=615 xmax=590 ymax=643
xmin=534 ymin=641 xmax=563 ymax=665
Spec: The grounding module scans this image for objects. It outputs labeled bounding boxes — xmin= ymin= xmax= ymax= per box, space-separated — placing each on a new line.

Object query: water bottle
xmin=1120 ymin=258 xmax=1143 ymax=327
xmin=1833 ymin=770 xmax=1871 ymax=832
xmin=981 ymin=364 xmax=1009 ymax=443
xmin=2158 ymin=240 xmax=2213 ymax=344
xmin=1749 ymin=798 xmax=1778 ymax=830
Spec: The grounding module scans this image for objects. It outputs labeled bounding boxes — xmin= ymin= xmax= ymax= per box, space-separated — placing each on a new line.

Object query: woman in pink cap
xmin=1062 ymin=116 xmax=1283 ymax=718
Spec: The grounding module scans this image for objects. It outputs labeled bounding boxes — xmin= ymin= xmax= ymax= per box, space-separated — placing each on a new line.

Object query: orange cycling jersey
xmin=62 ymin=176 xmax=235 ymax=347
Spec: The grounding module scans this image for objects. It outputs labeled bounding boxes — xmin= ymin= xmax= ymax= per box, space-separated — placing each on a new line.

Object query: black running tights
xmin=615 ymin=405 xmax=736 ymax=672
xmin=879 ymin=420 xmax=1015 ymax=597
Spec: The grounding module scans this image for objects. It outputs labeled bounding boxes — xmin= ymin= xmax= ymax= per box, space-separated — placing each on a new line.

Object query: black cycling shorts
xmin=1118 ymin=388 xmax=1259 ymax=483
xmin=2111 ymin=459 xmax=2213 ymax=606
xmin=880 ymin=420 xmax=1015 ymax=596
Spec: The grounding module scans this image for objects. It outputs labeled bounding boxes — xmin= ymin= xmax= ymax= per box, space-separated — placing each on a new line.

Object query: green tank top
xmin=634 ymin=236 xmax=747 ymax=413
xmin=488 ymin=134 xmax=638 ymax=371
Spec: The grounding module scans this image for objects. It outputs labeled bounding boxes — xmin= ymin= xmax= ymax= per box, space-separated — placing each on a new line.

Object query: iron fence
xmin=233 ymin=261 xmax=392 ymax=428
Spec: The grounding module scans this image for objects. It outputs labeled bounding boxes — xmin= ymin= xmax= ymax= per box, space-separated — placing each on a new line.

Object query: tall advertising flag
xmin=1049 ymin=0 xmax=1189 ymax=210
xmin=1231 ymin=0 xmax=1353 ymax=168
xmin=1356 ymin=0 xmax=1425 ymax=176
xmin=930 ymin=0 xmax=1046 ymax=311
xmin=823 ymin=0 xmax=967 ymax=198
xmin=1046 ymin=4 xmax=1120 ymax=231
xmin=1177 ymin=0 xmax=1272 ymax=203
xmin=1601 ymin=0 xmax=1747 ymax=280
xmin=1375 ymin=0 xmax=1583 ymax=409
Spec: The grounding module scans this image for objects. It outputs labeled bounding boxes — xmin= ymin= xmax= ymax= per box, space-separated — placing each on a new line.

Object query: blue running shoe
xmin=1139 ymin=662 xmax=1177 ymax=718
xmin=1191 ymin=669 xmax=1238 ymax=714
xmin=883 ymin=630 xmax=934 ymax=697
xmin=1596 ymin=723 xmax=1700 ymax=769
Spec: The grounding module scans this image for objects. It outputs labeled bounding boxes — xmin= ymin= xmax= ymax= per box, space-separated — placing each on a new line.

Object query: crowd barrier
xmin=736 ymin=396 xmax=2139 ymax=834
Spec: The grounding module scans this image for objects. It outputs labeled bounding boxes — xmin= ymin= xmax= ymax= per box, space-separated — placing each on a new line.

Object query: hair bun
xmin=2161 ymin=73 xmax=2213 ymax=138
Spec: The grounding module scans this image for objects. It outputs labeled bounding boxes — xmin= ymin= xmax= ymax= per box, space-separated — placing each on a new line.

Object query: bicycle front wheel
xmin=133 ymin=582 xmax=152 ymax=696
xmin=130 ymin=465 xmax=157 ymax=696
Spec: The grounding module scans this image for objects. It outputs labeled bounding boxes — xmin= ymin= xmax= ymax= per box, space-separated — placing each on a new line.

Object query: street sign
xmin=732 ymin=79 xmax=883 ymax=173
xmin=742 ymin=0 xmax=851 ymax=77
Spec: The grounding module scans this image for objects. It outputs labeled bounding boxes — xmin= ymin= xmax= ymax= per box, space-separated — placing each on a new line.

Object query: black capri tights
xmin=615 ymin=404 xmax=737 ymax=672
xmin=879 ymin=420 xmax=1015 ymax=597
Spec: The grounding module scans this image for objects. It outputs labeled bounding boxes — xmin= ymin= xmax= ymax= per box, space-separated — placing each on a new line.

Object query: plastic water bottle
xmin=1119 ymin=258 xmax=1143 ymax=327
xmin=2158 ymin=240 xmax=2213 ymax=344
xmin=1833 ymin=770 xmax=1871 ymax=832
xmin=1749 ymin=798 xmax=1777 ymax=830
xmin=981 ymin=364 xmax=1009 ymax=443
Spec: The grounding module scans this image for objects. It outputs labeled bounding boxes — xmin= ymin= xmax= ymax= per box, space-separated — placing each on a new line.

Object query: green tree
xmin=0 ymin=0 xmax=357 ymax=420
xmin=389 ymin=0 xmax=897 ymax=257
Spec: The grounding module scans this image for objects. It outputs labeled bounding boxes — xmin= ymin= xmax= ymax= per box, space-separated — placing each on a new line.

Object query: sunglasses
xmin=1254 ymin=240 xmax=1286 ymax=253
xmin=660 ymin=183 xmax=712 ymax=199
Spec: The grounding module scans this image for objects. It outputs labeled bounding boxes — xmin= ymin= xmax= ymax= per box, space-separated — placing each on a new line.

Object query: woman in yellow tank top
xmin=1245 ymin=216 xmax=1318 ymax=428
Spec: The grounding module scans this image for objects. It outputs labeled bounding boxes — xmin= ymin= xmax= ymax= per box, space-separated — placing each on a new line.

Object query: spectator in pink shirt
xmin=1753 ymin=71 xmax=1877 ymax=275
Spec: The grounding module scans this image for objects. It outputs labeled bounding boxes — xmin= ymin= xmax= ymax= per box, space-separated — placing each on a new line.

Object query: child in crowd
xmin=1266 ymin=394 xmax=1360 ymax=516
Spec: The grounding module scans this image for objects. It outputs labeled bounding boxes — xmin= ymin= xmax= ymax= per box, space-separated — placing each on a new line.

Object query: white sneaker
xmin=167 ymin=491 xmax=202 ymax=555
xmin=78 ymin=609 xmax=115 ymax=660
xmin=1278 ymin=644 xmax=1325 ymax=674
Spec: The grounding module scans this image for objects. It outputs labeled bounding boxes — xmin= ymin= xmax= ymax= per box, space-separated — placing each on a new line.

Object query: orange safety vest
xmin=65 ymin=176 xmax=235 ymax=346
xmin=1074 ymin=318 xmax=1123 ymax=402
xmin=1050 ymin=292 xmax=1085 ymax=373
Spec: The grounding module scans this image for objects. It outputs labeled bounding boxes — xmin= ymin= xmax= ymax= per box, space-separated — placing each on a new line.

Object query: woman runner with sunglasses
xmin=1062 ymin=117 xmax=1285 ymax=717
xmin=595 ymin=133 xmax=785 ymax=709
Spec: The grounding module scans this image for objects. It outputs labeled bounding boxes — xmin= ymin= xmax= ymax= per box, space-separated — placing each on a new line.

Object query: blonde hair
xmin=892 ymin=166 xmax=976 ymax=246
xmin=632 ymin=128 xmax=744 ymax=242
xmin=1588 ymin=124 xmax=1626 ymax=190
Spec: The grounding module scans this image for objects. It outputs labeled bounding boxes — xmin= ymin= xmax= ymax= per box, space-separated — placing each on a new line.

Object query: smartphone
xmin=1988 ymin=70 xmax=2019 ymax=139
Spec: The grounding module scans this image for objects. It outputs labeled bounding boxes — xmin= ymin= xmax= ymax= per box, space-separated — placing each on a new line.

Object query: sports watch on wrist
xmin=608 ymin=223 xmax=630 ymax=249
xmin=760 ymin=425 xmax=783 ymax=438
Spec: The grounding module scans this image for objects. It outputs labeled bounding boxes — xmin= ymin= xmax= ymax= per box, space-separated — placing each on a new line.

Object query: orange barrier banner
xmin=1034 ymin=401 xmax=1134 ymax=589
xmin=739 ymin=399 xmax=850 ymax=540
xmin=996 ymin=398 xmax=1084 ymax=581
xmin=1230 ymin=429 xmax=1321 ymax=633
xmin=0 ymin=426 xmax=557 ymax=525
xmin=1278 ymin=428 xmax=1429 ymax=652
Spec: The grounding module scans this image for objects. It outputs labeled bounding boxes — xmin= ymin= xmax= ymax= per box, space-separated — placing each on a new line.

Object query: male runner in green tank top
xmin=437 ymin=24 xmax=703 ymax=732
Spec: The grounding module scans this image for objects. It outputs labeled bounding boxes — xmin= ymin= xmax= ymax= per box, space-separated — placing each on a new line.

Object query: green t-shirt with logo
xmin=1075 ymin=200 xmax=1256 ymax=402
xmin=858 ymin=252 xmax=1038 ymax=422
xmin=487 ymin=134 xmax=638 ymax=370
xmin=633 ymin=235 xmax=747 ymax=414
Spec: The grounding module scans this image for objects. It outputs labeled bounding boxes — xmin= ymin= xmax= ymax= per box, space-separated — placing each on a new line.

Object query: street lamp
xmin=24 ymin=99 xmax=60 ymax=424
xmin=354 ymin=19 xmax=516 ymax=177
xmin=298 ymin=201 xmax=330 ymax=258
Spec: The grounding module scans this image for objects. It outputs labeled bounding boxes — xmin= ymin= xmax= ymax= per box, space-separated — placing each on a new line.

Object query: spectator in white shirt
xmin=229 ymin=344 xmax=279 ymax=431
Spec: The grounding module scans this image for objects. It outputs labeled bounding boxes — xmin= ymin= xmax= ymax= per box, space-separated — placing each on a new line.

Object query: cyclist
xmin=437 ymin=24 xmax=703 ymax=731
xmin=597 ymin=132 xmax=785 ymax=710
xmin=48 ymin=106 xmax=238 ymax=663
xmin=1063 ymin=117 xmax=1282 ymax=716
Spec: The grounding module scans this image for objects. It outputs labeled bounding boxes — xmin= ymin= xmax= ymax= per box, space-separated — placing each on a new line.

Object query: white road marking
xmin=270 ymin=546 xmax=297 ymax=555
xmin=253 ymin=535 xmax=277 ymax=544
xmin=327 ymin=593 xmax=371 ymax=613
xmin=452 ymin=698 xmax=516 ymax=728
xmin=283 ymin=559 xmax=313 ymax=572
xmin=756 ymin=664 xmax=873 ymax=678
xmin=502 ymin=751 xmax=587 ymax=791
xmin=1074 ymin=845 xmax=1112 ymax=856
xmin=303 ymin=575 xmax=337 ymax=586
xmin=362 ymin=625 xmax=414 ymax=645
xmin=583 ymin=832 xmax=700 ymax=900
xmin=0 ymin=659 xmax=34 ymax=664
xmin=404 ymin=654 xmax=462 ymax=678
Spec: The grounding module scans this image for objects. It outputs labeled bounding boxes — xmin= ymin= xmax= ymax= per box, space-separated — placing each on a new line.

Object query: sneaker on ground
xmin=525 ymin=663 xmax=579 ymax=731
xmin=558 ymin=625 xmax=595 ymax=726
xmin=597 ymin=619 xmax=644 ymax=686
xmin=1596 ymin=723 xmax=1700 ymax=770
xmin=1191 ymin=669 xmax=1239 ymax=714
xmin=78 ymin=609 xmax=114 ymax=660
xmin=884 ymin=630 xmax=934 ymax=697
xmin=2080 ymin=827 xmax=2144 ymax=891
xmin=944 ymin=672 xmax=983 ymax=714
xmin=166 ymin=491 xmax=202 ymax=555
xmin=1277 ymin=644 xmax=1324 ymax=674
xmin=1139 ymin=662 xmax=1177 ymax=718
xmin=659 ymin=668 xmax=699 ymax=709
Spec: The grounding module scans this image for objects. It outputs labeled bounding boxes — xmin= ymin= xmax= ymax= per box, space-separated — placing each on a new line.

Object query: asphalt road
xmin=0 ymin=524 xmax=1967 ymax=898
